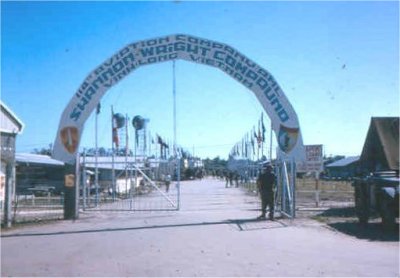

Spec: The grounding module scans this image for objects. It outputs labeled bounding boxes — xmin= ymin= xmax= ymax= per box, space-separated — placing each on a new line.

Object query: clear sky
xmin=2 ymin=0 xmax=399 ymax=159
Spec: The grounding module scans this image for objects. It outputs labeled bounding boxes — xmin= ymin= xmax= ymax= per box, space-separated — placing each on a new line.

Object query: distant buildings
xmin=325 ymin=156 xmax=360 ymax=179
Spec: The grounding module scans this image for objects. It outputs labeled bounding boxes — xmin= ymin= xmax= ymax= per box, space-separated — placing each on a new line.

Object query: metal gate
xmin=275 ymin=159 xmax=296 ymax=218
xmin=78 ymin=159 xmax=180 ymax=212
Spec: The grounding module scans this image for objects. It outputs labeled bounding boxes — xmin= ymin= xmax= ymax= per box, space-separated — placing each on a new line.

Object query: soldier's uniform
xmin=257 ymin=165 xmax=276 ymax=220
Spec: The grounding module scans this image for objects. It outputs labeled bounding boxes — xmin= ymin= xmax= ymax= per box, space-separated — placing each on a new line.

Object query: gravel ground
xmin=1 ymin=178 xmax=399 ymax=277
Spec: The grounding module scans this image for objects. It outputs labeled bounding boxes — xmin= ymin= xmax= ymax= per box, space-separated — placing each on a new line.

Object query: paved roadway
xmin=1 ymin=178 xmax=399 ymax=277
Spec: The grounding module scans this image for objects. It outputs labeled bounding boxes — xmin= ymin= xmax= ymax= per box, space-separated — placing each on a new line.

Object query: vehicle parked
xmin=353 ymin=171 xmax=399 ymax=229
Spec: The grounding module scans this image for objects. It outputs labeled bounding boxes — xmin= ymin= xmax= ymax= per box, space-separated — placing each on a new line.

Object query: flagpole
xmin=111 ymin=106 xmax=116 ymax=201
xmin=261 ymin=114 xmax=264 ymax=158
xmin=95 ymin=103 xmax=99 ymax=206
xmin=148 ymin=131 xmax=151 ymax=158
xmin=173 ymin=60 xmax=180 ymax=209
xmin=257 ymin=119 xmax=260 ymax=161
xmin=270 ymin=122 xmax=273 ymax=163
xmin=134 ymin=120 xmax=137 ymax=193
xmin=125 ymin=113 xmax=128 ymax=197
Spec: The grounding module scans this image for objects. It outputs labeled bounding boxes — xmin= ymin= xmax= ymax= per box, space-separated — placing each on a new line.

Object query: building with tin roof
xmin=325 ymin=156 xmax=360 ymax=180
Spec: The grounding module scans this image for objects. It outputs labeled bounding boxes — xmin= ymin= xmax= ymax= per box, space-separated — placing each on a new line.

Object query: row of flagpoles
xmin=229 ymin=113 xmax=272 ymax=161
xmin=89 ymin=60 xmax=183 ymax=203
xmin=105 ymin=105 xmax=191 ymax=160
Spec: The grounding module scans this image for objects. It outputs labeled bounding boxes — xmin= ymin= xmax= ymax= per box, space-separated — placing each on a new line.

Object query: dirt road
xmin=1 ymin=178 xmax=399 ymax=277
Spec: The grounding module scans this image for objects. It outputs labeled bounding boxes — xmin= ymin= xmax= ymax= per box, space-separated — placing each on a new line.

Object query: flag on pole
xmin=253 ymin=126 xmax=258 ymax=141
xmin=96 ymin=102 xmax=101 ymax=114
xmin=244 ymin=135 xmax=248 ymax=158
xmin=125 ymin=114 xmax=129 ymax=156
xmin=144 ymin=130 xmax=147 ymax=152
xmin=164 ymin=141 xmax=169 ymax=158
xmin=135 ymin=130 xmax=139 ymax=147
xmin=157 ymin=134 xmax=162 ymax=158
xmin=257 ymin=120 xmax=262 ymax=148
xmin=251 ymin=135 xmax=255 ymax=155
xmin=112 ymin=127 xmax=119 ymax=149
xmin=112 ymin=109 xmax=119 ymax=149
xmin=261 ymin=113 xmax=266 ymax=142
xmin=157 ymin=134 xmax=163 ymax=145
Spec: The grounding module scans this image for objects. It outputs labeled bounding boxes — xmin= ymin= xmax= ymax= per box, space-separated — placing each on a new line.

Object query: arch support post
xmin=63 ymin=154 xmax=80 ymax=220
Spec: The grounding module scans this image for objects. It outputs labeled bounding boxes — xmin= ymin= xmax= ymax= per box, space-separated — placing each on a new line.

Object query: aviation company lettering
xmin=71 ymin=35 xmax=289 ymax=124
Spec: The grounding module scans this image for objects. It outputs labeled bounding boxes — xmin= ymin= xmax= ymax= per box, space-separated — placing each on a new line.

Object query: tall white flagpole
xmin=270 ymin=121 xmax=273 ymax=163
xmin=111 ymin=106 xmax=116 ymax=201
xmin=173 ymin=60 xmax=180 ymax=209
xmin=125 ymin=113 xmax=129 ymax=197
xmin=95 ymin=103 xmax=99 ymax=206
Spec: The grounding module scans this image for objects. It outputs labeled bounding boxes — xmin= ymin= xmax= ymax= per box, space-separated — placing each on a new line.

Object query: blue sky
xmin=2 ymin=1 xmax=399 ymax=159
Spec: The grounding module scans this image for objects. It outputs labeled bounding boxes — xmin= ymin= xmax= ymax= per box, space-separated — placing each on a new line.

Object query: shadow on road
xmin=328 ymin=222 xmax=399 ymax=242
xmin=1 ymin=218 xmax=287 ymax=238
xmin=230 ymin=217 xmax=287 ymax=231
xmin=317 ymin=207 xmax=357 ymax=217
xmin=315 ymin=207 xmax=399 ymax=242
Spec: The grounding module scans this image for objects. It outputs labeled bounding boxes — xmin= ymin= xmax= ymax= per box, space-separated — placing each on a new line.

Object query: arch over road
xmin=53 ymin=34 xmax=305 ymax=163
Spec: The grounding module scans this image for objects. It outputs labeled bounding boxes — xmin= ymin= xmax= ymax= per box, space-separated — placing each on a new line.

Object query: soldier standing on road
xmin=257 ymin=163 xmax=276 ymax=220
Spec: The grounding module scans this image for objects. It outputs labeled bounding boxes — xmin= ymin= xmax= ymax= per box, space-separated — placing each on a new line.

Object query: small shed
xmin=15 ymin=153 xmax=65 ymax=195
xmin=1 ymin=101 xmax=24 ymax=164
xmin=325 ymin=156 xmax=360 ymax=179
xmin=1 ymin=101 xmax=24 ymax=226
xmin=359 ymin=117 xmax=399 ymax=173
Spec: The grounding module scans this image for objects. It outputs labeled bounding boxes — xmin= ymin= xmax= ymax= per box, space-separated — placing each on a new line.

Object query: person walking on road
xmin=225 ymin=171 xmax=229 ymax=188
xmin=165 ymin=174 xmax=171 ymax=193
xmin=257 ymin=163 xmax=276 ymax=220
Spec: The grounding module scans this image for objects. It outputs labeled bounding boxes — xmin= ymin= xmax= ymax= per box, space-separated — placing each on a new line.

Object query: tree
xmin=32 ymin=144 xmax=52 ymax=156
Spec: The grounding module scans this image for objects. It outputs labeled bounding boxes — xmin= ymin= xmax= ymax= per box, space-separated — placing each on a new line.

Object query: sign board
xmin=296 ymin=145 xmax=323 ymax=173
xmin=64 ymin=174 xmax=75 ymax=188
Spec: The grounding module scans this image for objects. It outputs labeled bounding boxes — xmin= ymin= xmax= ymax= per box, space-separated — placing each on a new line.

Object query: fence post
xmin=292 ymin=159 xmax=296 ymax=218
xmin=315 ymin=176 xmax=320 ymax=207
xmin=4 ymin=162 xmax=14 ymax=228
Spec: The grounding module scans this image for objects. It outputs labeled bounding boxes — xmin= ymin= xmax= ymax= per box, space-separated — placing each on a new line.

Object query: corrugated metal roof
xmin=326 ymin=156 xmax=360 ymax=168
xmin=16 ymin=153 xmax=64 ymax=166
xmin=0 ymin=101 xmax=24 ymax=134
xmin=80 ymin=156 xmax=163 ymax=170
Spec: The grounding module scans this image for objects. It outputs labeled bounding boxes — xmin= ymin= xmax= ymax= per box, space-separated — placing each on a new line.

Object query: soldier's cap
xmin=262 ymin=162 xmax=273 ymax=169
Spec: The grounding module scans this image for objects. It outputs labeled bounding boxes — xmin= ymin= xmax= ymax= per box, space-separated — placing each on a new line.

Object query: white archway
xmin=53 ymin=34 xmax=304 ymax=163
